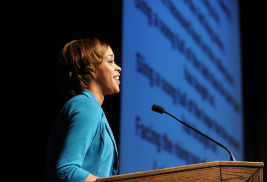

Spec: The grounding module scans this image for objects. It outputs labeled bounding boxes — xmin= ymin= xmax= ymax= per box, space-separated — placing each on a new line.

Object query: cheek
xmin=95 ymin=63 xmax=115 ymax=88
xmin=98 ymin=69 xmax=113 ymax=85
xmin=102 ymin=69 xmax=113 ymax=80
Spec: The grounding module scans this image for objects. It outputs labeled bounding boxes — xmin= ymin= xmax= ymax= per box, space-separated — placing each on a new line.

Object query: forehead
xmin=104 ymin=46 xmax=114 ymax=58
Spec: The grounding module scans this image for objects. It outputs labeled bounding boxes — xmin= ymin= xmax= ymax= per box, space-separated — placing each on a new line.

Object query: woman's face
xmin=95 ymin=46 xmax=121 ymax=95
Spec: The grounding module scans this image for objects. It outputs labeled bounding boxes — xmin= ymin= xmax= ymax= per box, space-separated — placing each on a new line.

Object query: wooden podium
xmin=97 ymin=161 xmax=264 ymax=182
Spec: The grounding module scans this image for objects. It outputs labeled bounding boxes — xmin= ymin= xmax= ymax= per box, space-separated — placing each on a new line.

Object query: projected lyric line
xmin=136 ymin=52 xmax=240 ymax=151
xmin=134 ymin=0 xmax=240 ymax=113
xmin=135 ymin=115 xmax=206 ymax=164
xmin=161 ymin=0 xmax=230 ymax=83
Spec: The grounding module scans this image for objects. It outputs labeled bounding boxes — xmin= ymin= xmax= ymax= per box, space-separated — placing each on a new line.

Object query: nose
xmin=115 ymin=64 xmax=121 ymax=73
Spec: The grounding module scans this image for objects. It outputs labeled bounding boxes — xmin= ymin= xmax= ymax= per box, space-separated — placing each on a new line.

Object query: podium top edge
xmin=97 ymin=161 xmax=264 ymax=182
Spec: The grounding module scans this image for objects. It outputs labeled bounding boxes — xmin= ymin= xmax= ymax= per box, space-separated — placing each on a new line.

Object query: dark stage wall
xmin=2 ymin=1 xmax=265 ymax=181
xmin=240 ymin=0 xmax=266 ymax=180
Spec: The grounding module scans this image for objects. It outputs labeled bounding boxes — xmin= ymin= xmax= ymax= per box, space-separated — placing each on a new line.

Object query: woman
xmin=45 ymin=37 xmax=121 ymax=182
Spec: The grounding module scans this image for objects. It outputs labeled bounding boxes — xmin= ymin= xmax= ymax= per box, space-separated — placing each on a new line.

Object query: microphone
xmin=151 ymin=104 xmax=236 ymax=161
xmin=152 ymin=104 xmax=165 ymax=113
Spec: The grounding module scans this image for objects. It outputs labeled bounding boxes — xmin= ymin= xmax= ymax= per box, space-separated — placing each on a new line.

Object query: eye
xmin=107 ymin=60 xmax=114 ymax=64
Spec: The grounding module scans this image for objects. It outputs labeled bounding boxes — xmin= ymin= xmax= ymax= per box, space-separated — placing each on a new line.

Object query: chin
xmin=106 ymin=88 xmax=120 ymax=95
xmin=112 ymin=84 xmax=120 ymax=94
xmin=113 ymin=88 xmax=120 ymax=94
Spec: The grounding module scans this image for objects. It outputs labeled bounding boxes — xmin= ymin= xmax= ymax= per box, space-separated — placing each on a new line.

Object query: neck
xmin=87 ymin=84 xmax=105 ymax=106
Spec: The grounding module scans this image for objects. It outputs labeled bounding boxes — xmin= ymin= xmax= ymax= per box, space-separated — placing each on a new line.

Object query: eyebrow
xmin=107 ymin=54 xmax=114 ymax=57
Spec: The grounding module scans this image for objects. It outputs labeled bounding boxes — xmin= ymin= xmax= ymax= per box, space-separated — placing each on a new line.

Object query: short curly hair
xmin=58 ymin=37 xmax=109 ymax=100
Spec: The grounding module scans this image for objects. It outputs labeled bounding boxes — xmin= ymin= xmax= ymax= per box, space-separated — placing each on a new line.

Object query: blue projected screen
xmin=120 ymin=0 xmax=242 ymax=174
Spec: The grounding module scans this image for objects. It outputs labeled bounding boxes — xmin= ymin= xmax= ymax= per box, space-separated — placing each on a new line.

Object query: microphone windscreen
xmin=152 ymin=104 xmax=165 ymax=114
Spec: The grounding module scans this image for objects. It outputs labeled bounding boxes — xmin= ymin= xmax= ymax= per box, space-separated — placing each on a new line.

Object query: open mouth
xmin=114 ymin=75 xmax=120 ymax=85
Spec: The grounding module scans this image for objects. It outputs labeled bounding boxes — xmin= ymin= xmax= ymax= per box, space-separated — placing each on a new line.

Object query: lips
xmin=114 ymin=75 xmax=120 ymax=85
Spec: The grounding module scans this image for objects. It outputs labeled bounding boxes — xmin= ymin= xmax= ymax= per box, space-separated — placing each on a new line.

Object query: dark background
xmin=2 ymin=1 xmax=266 ymax=181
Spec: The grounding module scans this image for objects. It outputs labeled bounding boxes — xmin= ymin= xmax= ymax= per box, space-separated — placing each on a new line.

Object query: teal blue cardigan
xmin=45 ymin=89 xmax=119 ymax=182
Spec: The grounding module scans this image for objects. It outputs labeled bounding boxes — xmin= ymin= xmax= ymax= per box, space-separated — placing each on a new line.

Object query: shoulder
xmin=59 ymin=92 xmax=103 ymax=125
xmin=67 ymin=94 xmax=99 ymax=111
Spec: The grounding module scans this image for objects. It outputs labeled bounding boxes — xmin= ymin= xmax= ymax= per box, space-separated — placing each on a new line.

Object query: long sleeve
xmin=45 ymin=90 xmax=118 ymax=182
xmin=53 ymin=97 xmax=101 ymax=182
